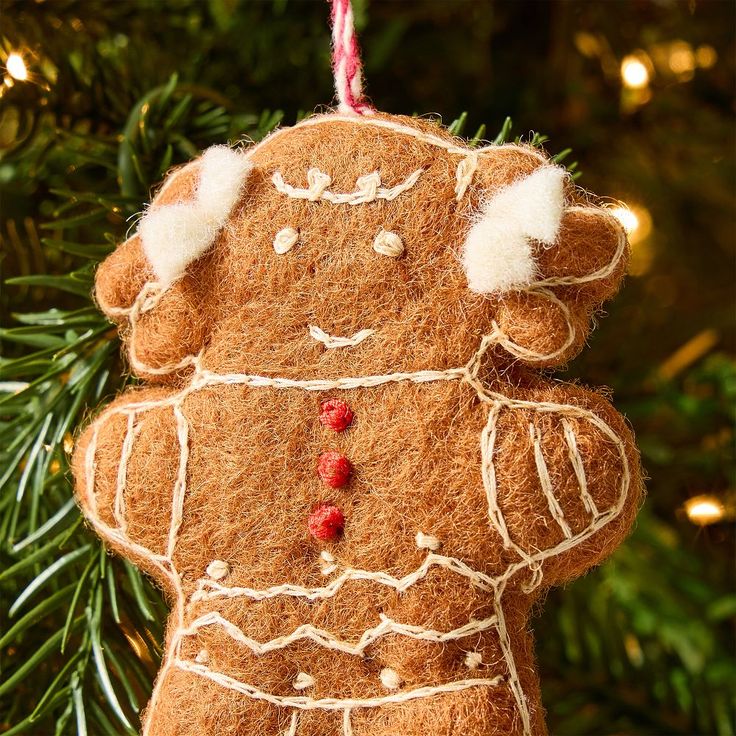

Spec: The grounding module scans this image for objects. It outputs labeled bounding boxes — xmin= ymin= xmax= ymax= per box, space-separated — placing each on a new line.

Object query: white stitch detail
xmin=562 ymin=417 xmax=600 ymax=518
xmin=320 ymin=549 xmax=338 ymax=575
xmin=179 ymin=610 xmax=499 ymax=658
xmin=166 ymin=403 xmax=190 ymax=560
xmin=309 ymin=325 xmax=375 ymax=349
xmin=491 ymin=286 xmax=578 ymax=364
xmin=379 ymin=668 xmax=402 ymax=690
xmin=206 ymin=560 xmax=230 ymax=581
xmin=342 ymin=708 xmax=353 ymax=736
xmin=190 ymin=553 xmax=495 ymax=603
xmin=493 ymin=595 xmax=530 ymax=734
xmin=465 ymin=651 xmax=483 ymax=669
xmin=530 ymin=423 xmax=573 ymax=539
xmin=415 ymin=531 xmax=441 ymax=551
xmin=113 ymin=412 xmax=138 ymax=532
xmin=531 ymin=207 xmax=627 ymax=288
xmin=284 ymin=711 xmax=299 ymax=736
xmin=293 ymin=672 xmax=315 ymax=691
xmin=272 ymin=168 xmax=423 ymax=205
xmin=372 ymin=229 xmax=404 ymax=257
xmin=277 ymin=114 xmax=548 ymax=161
xmin=174 ymin=660 xmax=504 ymax=710
xmin=273 ymin=227 xmax=299 ymax=254
xmin=455 ymin=152 xmax=479 ymax=201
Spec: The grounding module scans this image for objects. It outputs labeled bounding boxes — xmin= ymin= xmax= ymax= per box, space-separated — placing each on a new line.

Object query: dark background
xmin=1 ymin=1 xmax=734 ymax=734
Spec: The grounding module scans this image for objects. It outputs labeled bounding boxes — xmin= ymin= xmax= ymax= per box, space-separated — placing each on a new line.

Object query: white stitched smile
xmin=309 ymin=325 xmax=375 ymax=348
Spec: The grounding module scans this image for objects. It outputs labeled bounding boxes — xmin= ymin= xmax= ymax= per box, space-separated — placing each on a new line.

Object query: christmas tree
xmin=1 ymin=1 xmax=734 ymax=734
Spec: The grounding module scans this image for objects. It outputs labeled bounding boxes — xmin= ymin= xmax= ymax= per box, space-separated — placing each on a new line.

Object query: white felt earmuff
xmin=462 ymin=165 xmax=566 ymax=294
xmin=139 ymin=146 xmax=252 ymax=287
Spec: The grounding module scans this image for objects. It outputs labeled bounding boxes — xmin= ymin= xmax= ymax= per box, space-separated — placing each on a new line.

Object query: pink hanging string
xmin=330 ymin=0 xmax=374 ymax=115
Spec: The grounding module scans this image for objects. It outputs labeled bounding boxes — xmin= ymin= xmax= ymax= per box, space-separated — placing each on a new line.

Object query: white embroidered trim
xmin=178 ymin=609 xmax=499 ymax=658
xmin=206 ymin=559 xmax=230 ymax=580
xmin=190 ymin=552 xmax=496 ymax=603
xmin=173 ymin=660 xmax=504 ymax=711
xmin=272 ymin=168 xmax=423 ymax=205
xmin=308 ymin=325 xmax=375 ymax=349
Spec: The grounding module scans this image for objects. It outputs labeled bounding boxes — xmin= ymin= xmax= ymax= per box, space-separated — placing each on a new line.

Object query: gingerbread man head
xmin=95 ymin=113 xmax=626 ymax=384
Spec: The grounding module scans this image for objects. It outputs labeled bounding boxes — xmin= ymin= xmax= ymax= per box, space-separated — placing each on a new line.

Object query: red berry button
xmin=317 ymin=451 xmax=352 ymax=488
xmin=319 ymin=398 xmax=354 ymax=432
xmin=308 ymin=504 xmax=345 ymax=541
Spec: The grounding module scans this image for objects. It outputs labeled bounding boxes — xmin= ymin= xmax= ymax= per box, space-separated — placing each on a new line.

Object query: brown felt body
xmin=74 ymin=113 xmax=642 ymax=736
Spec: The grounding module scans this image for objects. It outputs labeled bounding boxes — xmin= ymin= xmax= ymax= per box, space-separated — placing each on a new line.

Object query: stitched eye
xmin=373 ymin=229 xmax=404 ymax=258
xmin=273 ymin=227 xmax=299 ymax=254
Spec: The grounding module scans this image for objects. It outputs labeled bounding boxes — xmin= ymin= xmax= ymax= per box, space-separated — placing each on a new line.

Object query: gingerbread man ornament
xmin=73 ymin=7 xmax=642 ymax=735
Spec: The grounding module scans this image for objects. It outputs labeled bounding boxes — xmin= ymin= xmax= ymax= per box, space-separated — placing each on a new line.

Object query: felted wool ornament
xmin=72 ymin=3 xmax=643 ymax=735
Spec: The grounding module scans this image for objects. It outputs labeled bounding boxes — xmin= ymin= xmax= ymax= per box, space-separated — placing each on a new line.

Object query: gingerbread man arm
xmin=481 ymin=379 xmax=642 ymax=589
xmin=93 ymin=151 xmax=248 ymax=383
xmin=72 ymin=385 xmax=186 ymax=593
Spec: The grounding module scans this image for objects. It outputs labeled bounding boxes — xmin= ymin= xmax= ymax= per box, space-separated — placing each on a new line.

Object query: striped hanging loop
xmin=330 ymin=0 xmax=374 ymax=115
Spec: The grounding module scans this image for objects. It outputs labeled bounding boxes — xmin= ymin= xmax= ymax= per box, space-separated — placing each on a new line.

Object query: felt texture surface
xmin=74 ymin=112 xmax=642 ymax=736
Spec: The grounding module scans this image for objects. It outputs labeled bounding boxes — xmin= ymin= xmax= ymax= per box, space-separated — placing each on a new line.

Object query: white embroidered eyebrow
xmin=271 ymin=167 xmax=423 ymax=205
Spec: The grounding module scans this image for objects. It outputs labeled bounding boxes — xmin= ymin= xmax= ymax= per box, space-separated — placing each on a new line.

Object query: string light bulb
xmin=610 ymin=206 xmax=639 ymax=236
xmin=609 ymin=203 xmax=654 ymax=275
xmin=668 ymin=41 xmax=696 ymax=77
xmin=621 ymin=55 xmax=650 ymax=89
xmin=610 ymin=203 xmax=652 ymax=242
xmin=6 ymin=52 xmax=28 ymax=81
xmin=684 ymin=495 xmax=725 ymax=526
xmin=695 ymin=44 xmax=717 ymax=69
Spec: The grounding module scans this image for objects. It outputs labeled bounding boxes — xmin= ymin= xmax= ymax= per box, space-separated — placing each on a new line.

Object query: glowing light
xmin=610 ymin=203 xmax=652 ymax=244
xmin=610 ymin=203 xmax=653 ymax=275
xmin=696 ymin=44 xmax=717 ymax=69
xmin=574 ymin=32 xmax=601 ymax=59
xmin=684 ymin=495 xmax=725 ymax=526
xmin=621 ymin=55 xmax=650 ymax=89
xmin=658 ymin=329 xmax=719 ymax=381
xmin=610 ymin=206 xmax=639 ymax=235
xmin=668 ymin=41 xmax=695 ymax=75
xmin=6 ymin=53 xmax=28 ymax=81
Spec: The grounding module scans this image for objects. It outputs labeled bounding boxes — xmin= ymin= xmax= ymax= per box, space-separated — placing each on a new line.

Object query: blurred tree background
xmin=0 ymin=0 xmax=734 ymax=734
